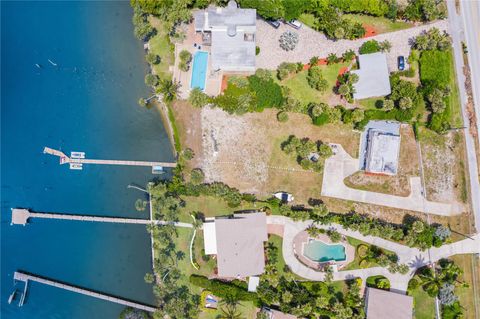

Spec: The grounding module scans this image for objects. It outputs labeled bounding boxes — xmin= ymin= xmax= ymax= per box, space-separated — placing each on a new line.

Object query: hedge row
xmin=189 ymin=275 xmax=260 ymax=304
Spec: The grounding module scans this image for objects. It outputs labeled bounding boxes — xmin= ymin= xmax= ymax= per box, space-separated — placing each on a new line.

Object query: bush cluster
xmin=190 ymin=275 xmax=259 ymax=303
xmin=281 ymin=135 xmax=333 ymax=172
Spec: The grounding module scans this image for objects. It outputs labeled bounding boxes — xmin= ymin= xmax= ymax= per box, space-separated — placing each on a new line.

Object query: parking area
xmin=255 ymin=18 xmax=448 ymax=71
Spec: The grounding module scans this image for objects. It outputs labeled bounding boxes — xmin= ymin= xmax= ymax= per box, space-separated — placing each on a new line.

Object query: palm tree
xmin=418 ymin=267 xmax=442 ymax=297
xmin=218 ymin=305 xmax=242 ymax=319
xmin=157 ymin=79 xmax=180 ymax=102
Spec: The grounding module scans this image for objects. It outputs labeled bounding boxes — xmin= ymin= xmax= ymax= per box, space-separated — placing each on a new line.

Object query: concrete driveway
xmin=321 ymin=144 xmax=464 ymax=216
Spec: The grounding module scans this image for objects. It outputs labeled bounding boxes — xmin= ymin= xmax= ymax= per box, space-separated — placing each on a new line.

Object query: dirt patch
xmin=363 ymin=24 xmax=378 ymax=38
xmin=420 ymin=128 xmax=468 ymax=205
xmin=173 ymin=103 xmax=360 ymax=203
xmin=344 ymin=125 xmax=420 ymax=196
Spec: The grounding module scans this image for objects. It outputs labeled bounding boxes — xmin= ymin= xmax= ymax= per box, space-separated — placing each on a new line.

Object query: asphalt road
xmin=447 ymin=0 xmax=480 ymax=232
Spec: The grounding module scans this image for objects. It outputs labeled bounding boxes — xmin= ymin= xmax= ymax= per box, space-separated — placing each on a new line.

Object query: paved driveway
xmin=268 ymin=215 xmax=480 ymax=293
xmin=256 ymin=19 xmax=448 ymax=70
xmin=321 ymin=144 xmax=464 ymax=216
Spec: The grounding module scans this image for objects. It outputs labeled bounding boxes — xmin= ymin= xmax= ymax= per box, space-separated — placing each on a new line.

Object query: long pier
xmin=13 ymin=271 xmax=157 ymax=312
xmin=11 ymin=208 xmax=193 ymax=228
xmin=43 ymin=147 xmax=176 ymax=168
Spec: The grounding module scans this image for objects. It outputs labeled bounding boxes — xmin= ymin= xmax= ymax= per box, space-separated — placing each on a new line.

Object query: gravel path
xmin=256 ymin=19 xmax=448 ymax=71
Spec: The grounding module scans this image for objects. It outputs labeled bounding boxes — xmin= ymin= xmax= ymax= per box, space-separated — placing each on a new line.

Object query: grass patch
xmin=267 ymin=234 xmax=305 ymax=280
xmin=343 ymin=14 xmax=413 ymax=33
xmin=450 ymin=254 xmax=480 ymax=319
xmin=357 ymin=97 xmax=384 ymax=110
xmin=148 ymin=17 xmax=174 ymax=81
xmin=166 ymin=104 xmax=181 ymax=153
xmin=275 ymin=62 xmax=349 ymax=107
xmin=409 ymin=278 xmax=436 ymax=319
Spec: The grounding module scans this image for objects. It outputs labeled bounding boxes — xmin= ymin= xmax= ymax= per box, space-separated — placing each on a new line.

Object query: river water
xmin=1 ymin=2 xmax=173 ymax=318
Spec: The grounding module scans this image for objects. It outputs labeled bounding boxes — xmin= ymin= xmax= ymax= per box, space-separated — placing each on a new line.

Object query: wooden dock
xmin=43 ymin=147 xmax=176 ymax=168
xmin=13 ymin=271 xmax=157 ymax=312
xmin=11 ymin=208 xmax=193 ymax=228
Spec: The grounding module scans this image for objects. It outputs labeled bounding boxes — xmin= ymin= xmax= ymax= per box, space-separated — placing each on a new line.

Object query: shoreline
xmin=152 ymin=98 xmax=179 ymax=158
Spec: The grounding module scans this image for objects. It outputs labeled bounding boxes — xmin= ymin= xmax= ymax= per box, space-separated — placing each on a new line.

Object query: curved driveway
xmin=267 ymin=215 xmax=480 ymax=293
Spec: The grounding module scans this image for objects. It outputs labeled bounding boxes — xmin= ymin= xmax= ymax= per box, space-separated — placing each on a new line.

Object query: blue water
xmin=1 ymin=2 xmax=174 ymax=318
xmin=303 ymin=240 xmax=346 ymax=262
xmin=190 ymin=51 xmax=208 ymax=90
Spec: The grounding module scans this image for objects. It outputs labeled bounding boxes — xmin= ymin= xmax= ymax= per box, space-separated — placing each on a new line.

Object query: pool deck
xmin=173 ymin=23 xmax=222 ymax=99
xmin=293 ymin=231 xmax=355 ymax=271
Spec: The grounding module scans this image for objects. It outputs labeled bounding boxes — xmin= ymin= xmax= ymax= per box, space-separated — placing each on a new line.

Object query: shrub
xmin=277 ymin=62 xmax=298 ymax=80
xmin=248 ymin=74 xmax=284 ymax=110
xmin=414 ymin=28 xmax=451 ymax=51
xmin=326 ymin=53 xmax=340 ymax=65
xmin=277 ymin=111 xmax=289 ymax=122
xmin=183 ymin=148 xmax=194 ymax=160
xmin=342 ymin=49 xmax=356 ymax=61
xmin=190 ymin=168 xmax=205 ymax=185
xmin=189 ymin=88 xmax=210 ymax=108
xmin=307 ymin=66 xmax=328 ymax=92
xmin=359 ymin=40 xmax=381 ymax=54
xmin=310 ymin=56 xmax=319 ymax=66
xmin=256 ymin=46 xmax=260 ymax=55
xmin=382 ymin=99 xmax=394 ymax=111
xmin=213 ymin=82 xmax=256 ymax=115
xmin=352 ymin=108 xmax=364 ymax=123
xmin=146 ymin=52 xmax=160 ymax=64
xmin=179 ymin=49 xmax=192 ymax=63
xmin=327 ymin=230 xmax=342 ymax=242
xmin=279 ymin=30 xmax=299 ymax=51
xmin=189 ymin=275 xmax=259 ymax=303
xmin=403 ymin=0 xmax=447 ymax=22
xmin=310 ymin=102 xmax=327 ymax=118
xmin=145 ymin=73 xmax=159 ymax=86
xmin=379 ymin=40 xmax=392 ymax=52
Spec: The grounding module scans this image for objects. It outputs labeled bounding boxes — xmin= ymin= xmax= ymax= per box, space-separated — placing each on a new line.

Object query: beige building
xmin=365 ymin=288 xmax=413 ymax=319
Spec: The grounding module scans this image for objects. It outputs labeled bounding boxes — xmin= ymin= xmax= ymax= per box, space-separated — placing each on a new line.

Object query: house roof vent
xmin=227 ymin=24 xmax=237 ymax=37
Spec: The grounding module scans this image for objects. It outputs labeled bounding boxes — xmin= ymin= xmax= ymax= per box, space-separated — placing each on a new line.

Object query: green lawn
xmin=409 ymin=280 xmax=436 ymax=319
xmin=343 ymin=14 xmax=413 ymax=34
xmin=177 ymin=195 xmax=258 ymax=222
xmin=276 ymin=62 xmax=348 ymax=107
xmin=358 ymin=97 xmax=384 ymax=110
xmin=148 ymin=17 xmax=174 ymax=81
xmin=419 ymin=49 xmax=462 ymax=128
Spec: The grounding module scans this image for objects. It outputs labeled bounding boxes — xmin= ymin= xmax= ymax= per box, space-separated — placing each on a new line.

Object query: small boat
xmin=70 ymin=151 xmax=85 ymax=159
xmin=35 ymin=64 xmax=41 ymax=69
xmin=69 ymin=163 xmax=83 ymax=170
xmin=48 ymin=59 xmax=57 ymax=66
xmin=8 ymin=290 xmax=17 ymax=304
xmin=274 ymin=192 xmax=294 ymax=203
xmin=152 ymin=166 xmax=165 ymax=175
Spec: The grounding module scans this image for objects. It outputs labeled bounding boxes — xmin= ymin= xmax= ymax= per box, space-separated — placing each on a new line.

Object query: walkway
xmin=267 ymin=215 xmax=480 ymax=293
xmin=321 ymin=144 xmax=464 ymax=216
xmin=44 ymin=147 xmax=177 ymax=168
xmin=256 ymin=18 xmax=448 ymax=70
xmin=14 ymin=271 xmax=157 ymax=312
xmin=11 ymin=208 xmax=193 ymax=228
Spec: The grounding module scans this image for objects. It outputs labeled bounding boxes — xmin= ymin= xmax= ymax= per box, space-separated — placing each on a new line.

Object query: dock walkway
xmin=11 ymin=209 xmax=193 ymax=228
xmin=43 ymin=147 xmax=176 ymax=168
xmin=14 ymin=271 xmax=157 ymax=312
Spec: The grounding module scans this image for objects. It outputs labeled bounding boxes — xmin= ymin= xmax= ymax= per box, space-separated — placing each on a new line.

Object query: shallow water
xmin=1 ymin=2 xmax=173 ymax=318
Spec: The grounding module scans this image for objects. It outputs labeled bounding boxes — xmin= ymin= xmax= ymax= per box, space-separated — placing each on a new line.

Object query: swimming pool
xmin=190 ymin=51 xmax=208 ymax=91
xmin=303 ymin=240 xmax=346 ymax=262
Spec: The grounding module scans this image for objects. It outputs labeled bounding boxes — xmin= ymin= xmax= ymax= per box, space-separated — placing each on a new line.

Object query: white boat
xmin=69 ymin=163 xmax=83 ymax=170
xmin=274 ymin=192 xmax=294 ymax=202
xmin=152 ymin=166 xmax=165 ymax=174
xmin=8 ymin=290 xmax=16 ymax=304
xmin=70 ymin=152 xmax=85 ymax=159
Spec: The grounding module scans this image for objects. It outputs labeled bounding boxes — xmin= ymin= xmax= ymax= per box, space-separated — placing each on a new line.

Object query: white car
xmin=286 ymin=19 xmax=302 ymax=29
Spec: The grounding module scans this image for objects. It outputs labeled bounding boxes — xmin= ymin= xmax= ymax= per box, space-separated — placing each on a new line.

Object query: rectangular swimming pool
xmin=190 ymin=51 xmax=208 ymax=91
xmin=303 ymin=240 xmax=346 ymax=262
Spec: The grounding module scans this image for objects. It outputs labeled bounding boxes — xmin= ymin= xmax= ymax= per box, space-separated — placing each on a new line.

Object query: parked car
xmin=266 ymin=19 xmax=281 ymax=29
xmin=286 ymin=19 xmax=302 ymax=29
xmin=398 ymin=56 xmax=405 ymax=71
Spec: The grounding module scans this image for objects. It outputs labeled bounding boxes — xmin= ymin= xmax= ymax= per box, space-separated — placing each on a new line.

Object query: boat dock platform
xmin=43 ymin=147 xmax=176 ymax=170
xmin=10 ymin=208 xmax=193 ymax=228
xmin=13 ymin=271 xmax=157 ymax=312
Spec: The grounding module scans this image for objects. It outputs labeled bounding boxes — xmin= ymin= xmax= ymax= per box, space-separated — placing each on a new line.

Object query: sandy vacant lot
xmin=173 ymin=103 xmax=360 ymax=202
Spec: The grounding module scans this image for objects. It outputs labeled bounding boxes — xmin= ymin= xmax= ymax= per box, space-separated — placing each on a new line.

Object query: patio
xmin=292 ymin=230 xmax=355 ymax=271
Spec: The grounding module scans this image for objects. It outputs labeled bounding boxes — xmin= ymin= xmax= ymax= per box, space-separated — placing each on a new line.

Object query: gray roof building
xmin=352 ymin=52 xmax=391 ymax=99
xmin=194 ymin=1 xmax=256 ymax=72
xmin=366 ymin=288 xmax=413 ymax=319
xmin=365 ymin=128 xmax=401 ymax=175
xmin=214 ymin=212 xmax=267 ymax=278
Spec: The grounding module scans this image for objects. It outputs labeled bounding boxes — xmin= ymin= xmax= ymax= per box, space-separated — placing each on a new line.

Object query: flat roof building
xmin=351 ymin=52 xmax=391 ymax=99
xmin=365 ymin=128 xmax=401 ymax=175
xmin=194 ymin=1 xmax=256 ymax=72
xmin=366 ymin=288 xmax=413 ymax=319
xmin=203 ymin=212 xmax=267 ymax=278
